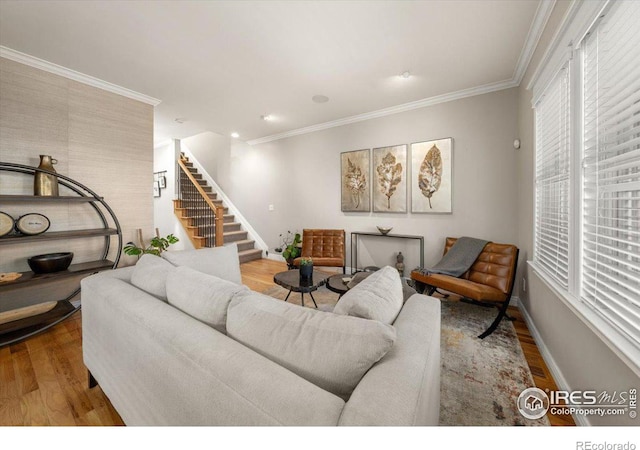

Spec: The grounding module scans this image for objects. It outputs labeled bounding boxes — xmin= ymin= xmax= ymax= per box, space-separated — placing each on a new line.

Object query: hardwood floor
xmin=0 ymin=258 xmax=573 ymax=426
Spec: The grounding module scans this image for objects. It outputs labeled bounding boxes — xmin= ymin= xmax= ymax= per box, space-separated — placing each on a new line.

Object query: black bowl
xmin=28 ymin=252 xmax=74 ymax=274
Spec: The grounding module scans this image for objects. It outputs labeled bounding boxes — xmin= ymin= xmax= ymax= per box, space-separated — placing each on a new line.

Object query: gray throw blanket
xmin=420 ymin=236 xmax=489 ymax=277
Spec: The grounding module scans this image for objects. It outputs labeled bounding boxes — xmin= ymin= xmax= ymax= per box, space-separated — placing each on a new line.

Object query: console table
xmin=350 ymin=231 xmax=424 ymax=274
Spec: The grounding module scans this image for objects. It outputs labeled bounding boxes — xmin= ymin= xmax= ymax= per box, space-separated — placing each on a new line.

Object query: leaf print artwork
xmin=345 ymin=158 xmax=367 ymax=208
xmin=376 ymin=152 xmax=403 ymax=209
xmin=418 ymin=144 xmax=443 ymax=209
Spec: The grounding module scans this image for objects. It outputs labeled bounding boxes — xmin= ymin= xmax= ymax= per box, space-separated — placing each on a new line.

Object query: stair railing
xmin=176 ymin=157 xmax=225 ymax=247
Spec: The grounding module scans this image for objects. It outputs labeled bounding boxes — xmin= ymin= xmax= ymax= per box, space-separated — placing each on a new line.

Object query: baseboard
xmin=266 ymin=252 xmax=285 ymax=262
xmin=517 ymin=300 xmax=590 ymax=426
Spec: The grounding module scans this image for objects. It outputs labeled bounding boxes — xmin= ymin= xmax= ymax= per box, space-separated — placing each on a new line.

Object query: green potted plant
xmin=123 ymin=234 xmax=179 ymax=257
xmin=281 ymin=232 xmax=301 ymax=269
xmin=299 ymin=256 xmax=313 ymax=280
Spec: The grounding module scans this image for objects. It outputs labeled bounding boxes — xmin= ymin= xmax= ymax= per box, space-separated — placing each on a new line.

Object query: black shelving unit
xmin=0 ymin=162 xmax=123 ymax=347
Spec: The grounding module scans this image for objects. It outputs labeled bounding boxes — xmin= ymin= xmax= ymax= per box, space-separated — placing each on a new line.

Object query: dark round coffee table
xmin=273 ymin=269 xmax=330 ymax=308
xmin=326 ymin=272 xmax=372 ymax=297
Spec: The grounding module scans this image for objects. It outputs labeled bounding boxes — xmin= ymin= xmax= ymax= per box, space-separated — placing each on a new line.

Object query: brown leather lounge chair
xmin=411 ymin=237 xmax=519 ymax=339
xmin=293 ymin=229 xmax=346 ymax=274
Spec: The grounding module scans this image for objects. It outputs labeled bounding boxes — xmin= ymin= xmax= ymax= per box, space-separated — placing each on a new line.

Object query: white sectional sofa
xmin=81 ymin=245 xmax=441 ymax=426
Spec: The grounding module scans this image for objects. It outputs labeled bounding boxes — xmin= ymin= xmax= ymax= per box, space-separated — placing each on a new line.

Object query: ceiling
xmin=0 ymin=0 xmax=541 ymax=145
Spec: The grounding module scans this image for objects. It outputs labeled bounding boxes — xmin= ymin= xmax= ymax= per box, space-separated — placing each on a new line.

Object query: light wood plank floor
xmin=0 ymin=258 xmax=573 ymax=426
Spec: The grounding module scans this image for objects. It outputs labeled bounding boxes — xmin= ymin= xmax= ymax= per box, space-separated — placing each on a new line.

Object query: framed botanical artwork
xmin=341 ymin=149 xmax=370 ymax=212
xmin=411 ymin=138 xmax=453 ymax=213
xmin=373 ymin=144 xmax=407 ymax=213
xmin=153 ymin=181 xmax=161 ymax=198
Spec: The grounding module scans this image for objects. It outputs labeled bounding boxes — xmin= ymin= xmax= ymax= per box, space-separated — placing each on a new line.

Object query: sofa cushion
xmin=227 ymin=292 xmax=396 ymax=399
xmin=166 ymin=266 xmax=249 ymax=334
xmin=161 ymin=244 xmax=242 ymax=284
xmin=333 ymin=266 xmax=403 ymax=324
xmin=130 ymin=254 xmax=176 ymax=302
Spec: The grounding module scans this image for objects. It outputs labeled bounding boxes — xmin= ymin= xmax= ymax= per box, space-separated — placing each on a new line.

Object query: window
xmin=533 ymin=0 xmax=640 ymax=362
xmin=581 ymin=1 xmax=640 ymax=346
xmin=534 ymin=67 xmax=571 ymax=288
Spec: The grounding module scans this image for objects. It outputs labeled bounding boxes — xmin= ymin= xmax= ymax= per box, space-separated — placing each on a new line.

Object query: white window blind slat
xmin=534 ymin=64 xmax=571 ymax=288
xmin=581 ymin=0 xmax=640 ymax=348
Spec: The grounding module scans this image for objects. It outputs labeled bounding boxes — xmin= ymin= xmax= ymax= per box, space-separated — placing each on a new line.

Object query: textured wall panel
xmin=0 ymin=57 xmax=153 ymax=273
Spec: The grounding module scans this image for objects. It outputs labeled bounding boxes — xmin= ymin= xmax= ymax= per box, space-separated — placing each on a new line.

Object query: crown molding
xmin=247 ymin=78 xmax=518 ymax=145
xmin=513 ymin=0 xmax=556 ymax=85
xmin=526 ymin=0 xmax=581 ymax=91
xmin=0 ymin=46 xmax=161 ymax=106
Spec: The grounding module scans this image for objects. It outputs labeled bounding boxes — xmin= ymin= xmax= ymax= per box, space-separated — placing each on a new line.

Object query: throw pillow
xmin=333 ymin=265 xmax=403 ymax=324
xmin=227 ymin=292 xmax=396 ymax=399
xmin=130 ymin=254 xmax=175 ymax=302
xmin=166 ymin=266 xmax=248 ymax=334
xmin=161 ymin=244 xmax=242 ymax=284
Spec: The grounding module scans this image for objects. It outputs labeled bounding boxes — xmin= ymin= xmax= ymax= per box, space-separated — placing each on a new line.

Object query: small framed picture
xmin=153 ymin=181 xmax=161 ymax=198
xmin=158 ymin=175 xmax=166 ymax=189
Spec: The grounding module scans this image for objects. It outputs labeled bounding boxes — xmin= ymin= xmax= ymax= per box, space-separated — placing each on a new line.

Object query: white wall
xmin=516 ymin=1 xmax=639 ymax=425
xmin=153 ymin=140 xmax=193 ymax=251
xmin=194 ymin=87 xmax=520 ymax=273
xmin=182 ymin=132 xmax=232 ymax=192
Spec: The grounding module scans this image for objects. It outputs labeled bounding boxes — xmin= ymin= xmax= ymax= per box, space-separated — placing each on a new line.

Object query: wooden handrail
xmin=177 ymin=158 xmax=225 ymax=247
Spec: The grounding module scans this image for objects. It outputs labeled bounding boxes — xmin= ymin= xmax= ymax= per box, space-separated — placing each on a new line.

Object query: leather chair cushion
xmin=293 ymin=257 xmax=344 ymax=267
xmin=412 ymin=272 xmax=506 ymax=302
xmin=293 ymin=229 xmax=345 ymax=268
xmin=443 ymin=237 xmax=517 ymax=294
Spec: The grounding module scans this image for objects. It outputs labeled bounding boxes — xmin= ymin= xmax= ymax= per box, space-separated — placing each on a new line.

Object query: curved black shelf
xmin=0 ymin=195 xmax=103 ymax=203
xmin=0 ymin=260 xmax=115 ymax=291
xmin=0 ymin=228 xmax=119 ymax=245
xmin=0 ymin=161 xmax=123 ymax=347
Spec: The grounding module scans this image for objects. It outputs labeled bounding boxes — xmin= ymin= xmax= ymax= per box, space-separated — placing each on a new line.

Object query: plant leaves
xmin=376 ymin=152 xmax=403 ymax=208
xmin=345 ymin=157 xmax=367 ymax=208
xmin=418 ymin=145 xmax=443 ymax=209
xmin=123 ymin=234 xmax=179 ymax=256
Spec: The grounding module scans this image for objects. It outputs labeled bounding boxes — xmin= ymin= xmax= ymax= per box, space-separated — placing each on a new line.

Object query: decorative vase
xmin=34 ymin=155 xmax=59 ymax=196
xmin=396 ymin=251 xmax=405 ymax=277
xmin=299 ymin=263 xmax=313 ymax=281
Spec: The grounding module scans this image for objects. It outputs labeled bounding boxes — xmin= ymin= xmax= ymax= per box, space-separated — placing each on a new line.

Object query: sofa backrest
xmin=161 ymin=243 xmax=242 ymax=284
xmin=444 ymin=237 xmax=518 ymax=295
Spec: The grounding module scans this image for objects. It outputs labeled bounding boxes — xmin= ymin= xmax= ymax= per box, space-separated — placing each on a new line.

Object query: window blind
xmin=535 ymin=67 xmax=571 ymax=288
xmin=581 ymin=0 xmax=640 ymax=345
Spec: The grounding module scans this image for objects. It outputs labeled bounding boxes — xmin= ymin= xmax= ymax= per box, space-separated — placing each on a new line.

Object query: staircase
xmin=173 ymin=154 xmax=263 ymax=264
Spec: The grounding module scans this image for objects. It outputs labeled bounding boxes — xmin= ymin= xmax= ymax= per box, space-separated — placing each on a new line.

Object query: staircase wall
xmin=153 ymin=140 xmax=194 ymax=251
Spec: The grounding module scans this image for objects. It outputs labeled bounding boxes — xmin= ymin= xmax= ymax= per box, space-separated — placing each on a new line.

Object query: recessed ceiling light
xmin=174 ymin=118 xmax=187 ymax=124
xmin=400 ymin=71 xmax=411 ymax=79
xmin=261 ymin=114 xmax=273 ymax=121
xmin=231 ymin=132 xmax=239 ymax=138
xmin=312 ymin=95 xmax=329 ymax=104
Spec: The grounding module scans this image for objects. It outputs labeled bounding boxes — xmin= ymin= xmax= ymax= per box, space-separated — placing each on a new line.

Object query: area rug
xmin=261 ymin=285 xmax=549 ymax=426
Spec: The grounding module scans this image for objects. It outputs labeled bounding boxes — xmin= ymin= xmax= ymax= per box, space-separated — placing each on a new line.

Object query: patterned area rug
xmin=262 ymin=285 xmax=549 ymax=426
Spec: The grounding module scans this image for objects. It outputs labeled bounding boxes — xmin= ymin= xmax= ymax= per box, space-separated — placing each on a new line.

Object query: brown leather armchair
xmin=411 ymin=237 xmax=519 ymax=339
xmin=293 ymin=229 xmax=346 ymax=274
